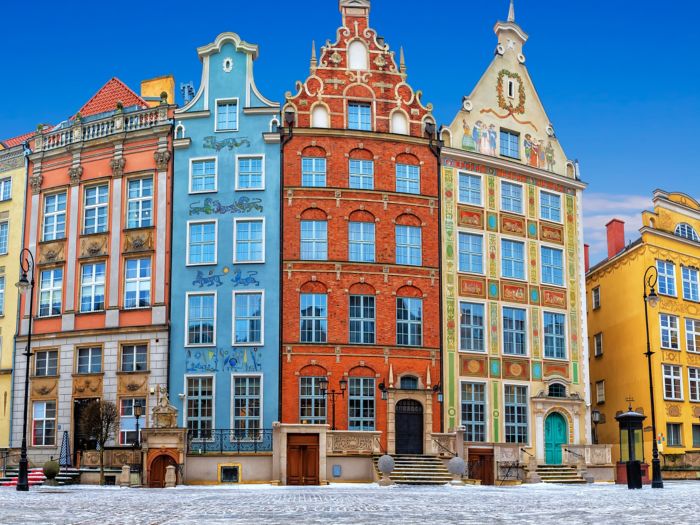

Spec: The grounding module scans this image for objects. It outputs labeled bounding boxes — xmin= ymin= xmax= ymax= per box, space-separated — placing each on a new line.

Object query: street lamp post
xmin=591 ymin=409 xmax=602 ymax=445
xmin=319 ymin=377 xmax=347 ymax=431
xmin=642 ymin=265 xmax=664 ymax=488
xmin=134 ymin=401 xmax=143 ymax=449
xmin=15 ymin=248 xmax=35 ymax=492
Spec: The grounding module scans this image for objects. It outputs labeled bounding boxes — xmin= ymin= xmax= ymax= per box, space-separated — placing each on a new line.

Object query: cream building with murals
xmin=439 ymin=2 xmax=612 ymax=483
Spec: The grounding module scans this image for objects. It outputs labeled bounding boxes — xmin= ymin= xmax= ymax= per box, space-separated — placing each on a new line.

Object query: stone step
xmin=373 ymin=454 xmax=451 ymax=485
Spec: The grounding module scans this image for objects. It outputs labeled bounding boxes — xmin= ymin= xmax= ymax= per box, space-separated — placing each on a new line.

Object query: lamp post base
xmin=651 ymin=458 xmax=664 ymax=488
xmin=16 ymin=457 xmax=29 ymax=492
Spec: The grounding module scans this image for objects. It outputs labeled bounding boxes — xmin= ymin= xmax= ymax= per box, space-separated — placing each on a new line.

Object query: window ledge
xmin=116 ymin=370 xmax=151 ymax=376
xmin=72 ymin=372 xmax=105 ymax=378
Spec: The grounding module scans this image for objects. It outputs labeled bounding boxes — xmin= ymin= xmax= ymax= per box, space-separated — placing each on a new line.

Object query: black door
xmin=395 ymin=399 xmax=423 ymax=454
xmin=73 ymin=398 xmax=99 ymax=465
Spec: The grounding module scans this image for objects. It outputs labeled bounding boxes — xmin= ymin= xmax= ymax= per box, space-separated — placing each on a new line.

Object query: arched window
xmin=391 ymin=112 xmax=408 ymax=135
xmin=548 ymin=383 xmax=566 ymax=398
xmin=348 ymin=41 xmax=368 ymax=70
xmin=675 ymin=223 xmax=699 ymax=242
xmin=400 ymin=376 xmax=419 ymax=390
xmin=311 ymin=105 xmax=329 ymax=128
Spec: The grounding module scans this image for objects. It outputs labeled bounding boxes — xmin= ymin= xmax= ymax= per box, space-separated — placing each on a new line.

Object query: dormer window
xmin=675 ymin=223 xmax=699 ymax=242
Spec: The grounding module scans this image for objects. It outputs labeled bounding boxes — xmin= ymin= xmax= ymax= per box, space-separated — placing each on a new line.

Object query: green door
xmin=544 ymin=413 xmax=567 ymax=465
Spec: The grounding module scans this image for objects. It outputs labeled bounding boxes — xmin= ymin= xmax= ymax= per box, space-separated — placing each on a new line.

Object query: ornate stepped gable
xmin=284 ymin=0 xmax=434 ymax=135
xmin=444 ymin=0 xmax=576 ymax=178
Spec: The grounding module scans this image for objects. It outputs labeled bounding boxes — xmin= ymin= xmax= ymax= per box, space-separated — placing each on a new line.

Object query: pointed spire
xmin=426 ymin=366 xmax=431 ymax=388
xmin=399 ymin=46 xmax=406 ymax=74
xmin=389 ymin=364 xmax=394 ymax=388
xmin=310 ymin=40 xmax=317 ymax=69
xmin=508 ymin=0 xmax=515 ymax=22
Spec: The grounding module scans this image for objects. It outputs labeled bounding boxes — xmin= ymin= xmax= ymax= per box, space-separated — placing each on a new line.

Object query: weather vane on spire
xmin=508 ymin=0 xmax=515 ymax=22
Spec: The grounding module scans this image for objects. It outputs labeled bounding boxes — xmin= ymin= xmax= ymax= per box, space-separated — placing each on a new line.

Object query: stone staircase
xmin=0 ymin=467 xmax=81 ymax=487
xmin=535 ymin=464 xmax=586 ymax=484
xmin=373 ymin=454 xmax=453 ymax=485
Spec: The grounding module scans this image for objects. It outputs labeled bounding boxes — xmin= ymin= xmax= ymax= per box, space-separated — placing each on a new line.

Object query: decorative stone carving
xmin=110 ymin=157 xmax=125 ymax=178
xmin=118 ymin=374 xmax=149 ymax=396
xmin=154 ymin=150 xmax=171 ymax=171
xmin=80 ymin=234 xmax=108 ymax=258
xmin=39 ymin=240 xmax=66 ymax=265
xmin=152 ymin=386 xmax=178 ymax=429
xmin=29 ymin=174 xmax=43 ymax=194
xmin=123 ymin=228 xmax=154 ymax=253
xmin=666 ymin=404 xmax=681 ymax=417
xmin=73 ymin=376 xmax=103 ymax=397
xmin=69 ymin=166 xmax=83 ymax=186
xmin=31 ymin=378 xmax=58 ymax=399
xmin=327 ymin=431 xmax=380 ymax=453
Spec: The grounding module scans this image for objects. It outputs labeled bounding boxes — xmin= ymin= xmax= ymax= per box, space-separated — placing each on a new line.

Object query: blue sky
xmin=1 ymin=1 xmax=698 ymax=262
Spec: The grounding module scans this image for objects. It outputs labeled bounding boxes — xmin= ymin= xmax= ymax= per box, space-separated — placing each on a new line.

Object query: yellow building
xmin=587 ymin=190 xmax=700 ymax=479
xmin=0 ymin=134 xmax=29 ymax=449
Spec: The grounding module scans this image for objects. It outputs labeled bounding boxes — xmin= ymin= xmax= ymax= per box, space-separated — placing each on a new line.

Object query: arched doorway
xmin=395 ymin=399 xmax=423 ymax=454
xmin=149 ymin=454 xmax=177 ymax=488
xmin=544 ymin=412 xmax=568 ymax=465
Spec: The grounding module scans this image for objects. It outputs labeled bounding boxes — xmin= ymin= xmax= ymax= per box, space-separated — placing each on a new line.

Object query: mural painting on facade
xmin=191 ymin=267 xmax=261 ymax=288
xmin=462 ymin=120 xmax=497 ymax=155
xmin=203 ymin=136 xmax=251 ymax=151
xmin=185 ymin=347 xmax=263 ymax=373
xmin=189 ymin=197 xmax=264 ymax=216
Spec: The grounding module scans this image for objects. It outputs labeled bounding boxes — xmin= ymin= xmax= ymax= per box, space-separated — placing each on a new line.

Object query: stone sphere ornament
xmin=447 ymin=456 xmax=466 ymax=485
xmin=43 ymin=459 xmax=60 ymax=486
xmin=377 ymin=454 xmax=395 ymax=474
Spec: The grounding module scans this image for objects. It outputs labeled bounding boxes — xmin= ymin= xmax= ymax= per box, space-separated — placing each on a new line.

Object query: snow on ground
xmin=0 ymin=482 xmax=698 ymax=525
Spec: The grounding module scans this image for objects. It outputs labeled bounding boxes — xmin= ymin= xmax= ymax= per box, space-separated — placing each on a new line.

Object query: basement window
xmin=219 ymin=465 xmax=240 ymax=483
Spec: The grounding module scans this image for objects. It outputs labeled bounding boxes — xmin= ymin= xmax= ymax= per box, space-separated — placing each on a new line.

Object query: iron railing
xmin=187 ymin=429 xmax=273 ymax=454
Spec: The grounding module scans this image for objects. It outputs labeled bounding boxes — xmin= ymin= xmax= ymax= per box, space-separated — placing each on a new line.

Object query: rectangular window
xmin=540 ymin=191 xmax=561 ymax=222
xmin=694 ymin=425 xmax=700 ymax=448
xmin=592 ymin=287 xmax=601 ymax=310
xmin=299 ymin=376 xmax=326 ymax=424
xmin=77 ymin=347 xmax=102 ymax=374
xmin=187 ymin=376 xmax=214 ymax=439
xmin=500 ymin=182 xmax=523 ymax=214
xmin=596 ymin=380 xmax=605 ymax=404
xmin=500 ymin=130 xmax=520 ymax=159
xmin=32 ymin=401 xmax=56 ymax=446
xmin=504 ymin=385 xmax=528 ymax=444
xmin=396 ymin=164 xmax=420 ymax=194
xmin=188 ymin=221 xmax=217 ymax=265
xmin=348 ymin=377 xmax=375 ymax=431
xmin=663 ymin=364 xmax=682 ymax=400
xmin=187 ymin=293 xmax=216 ymax=346
xmin=234 ymin=292 xmax=263 ymax=345
xmin=124 ymin=258 xmax=151 ymax=309
xmin=544 ymin=312 xmax=566 ymax=359
xmin=459 ymin=302 xmax=485 ymax=352
xmin=349 ymin=295 xmax=375 ymax=344
xmin=594 ymin=332 xmax=603 ymax=357
xmin=121 ymin=344 xmax=147 ymax=373
xmin=80 ymin=263 xmax=105 ymax=313
xmin=301 ymin=157 xmax=327 ymax=187
xmin=119 ymin=397 xmax=146 ymax=445
xmin=0 ymin=221 xmax=8 ymax=254
xmin=503 ymin=307 xmax=527 ymax=355
xmin=541 ymin=247 xmax=564 ymax=286
xmin=237 ymin=156 xmax=264 ymax=190
xmin=458 ymin=173 xmax=482 ymax=206
xmin=216 ymin=100 xmax=238 ymax=131
xmin=660 ymin=314 xmax=680 ymax=350
xmin=686 ymin=318 xmax=700 ymax=352
xmin=657 ymin=260 xmax=676 ymax=296
xmin=667 ymin=423 xmax=682 ymax=447
xmin=83 ymin=185 xmax=109 ymax=234
xmin=348 ymin=102 xmax=371 ymax=131
xmin=0 ymin=276 xmax=4 ymax=315
xmin=397 ymin=297 xmax=422 ymax=347
xmin=190 ymin=158 xmax=217 ymax=193
xmin=682 ymin=266 xmax=699 ymax=301
xmin=689 ymin=367 xmax=700 ymax=402
xmin=458 ymin=233 xmax=483 ymax=274
xmin=234 ymin=219 xmax=264 ymax=263
xmin=0 ymin=177 xmax=11 ymax=201
xmin=461 ymin=382 xmax=486 ymax=442
xmin=42 ymin=192 xmax=67 ymax=241
xmin=300 ymin=220 xmax=328 ymax=261
xmin=126 ymin=178 xmax=153 ymax=229
xmin=349 ymin=159 xmax=374 ymax=190
xmin=395 ymin=225 xmax=421 ymax=266
xmin=38 ymin=268 xmax=62 ymax=317
xmin=348 ymin=222 xmax=375 ymax=262
xmin=35 ymin=350 xmax=58 ymax=377
xmin=233 ymin=376 xmax=261 ymax=437
xmin=501 ymin=239 xmax=525 ymax=280
xmin=300 ymin=293 xmax=327 ymax=343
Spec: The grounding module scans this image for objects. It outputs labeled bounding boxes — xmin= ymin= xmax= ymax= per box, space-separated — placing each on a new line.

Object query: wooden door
xmin=286 ymin=434 xmax=319 ymax=485
xmin=395 ymin=400 xmax=423 ymax=454
xmin=468 ymin=448 xmax=494 ymax=485
xmin=545 ymin=413 xmax=567 ymax=465
xmin=149 ymin=455 xmax=176 ymax=488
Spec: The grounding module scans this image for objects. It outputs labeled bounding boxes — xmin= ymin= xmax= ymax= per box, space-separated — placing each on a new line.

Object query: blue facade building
xmin=171 ymin=33 xmax=280 ymax=441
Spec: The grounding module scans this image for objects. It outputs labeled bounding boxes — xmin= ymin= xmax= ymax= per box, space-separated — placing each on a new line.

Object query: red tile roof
xmin=1 ymin=127 xmax=51 ymax=148
xmin=77 ymin=77 xmax=147 ymax=118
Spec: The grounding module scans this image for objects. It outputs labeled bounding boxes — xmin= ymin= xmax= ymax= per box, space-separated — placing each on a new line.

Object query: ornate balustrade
xmin=562 ymin=444 xmax=612 ymax=466
xmin=430 ymin=432 xmax=457 ymax=457
xmin=186 ymin=429 xmax=273 ymax=454
xmin=326 ymin=431 xmax=382 ymax=455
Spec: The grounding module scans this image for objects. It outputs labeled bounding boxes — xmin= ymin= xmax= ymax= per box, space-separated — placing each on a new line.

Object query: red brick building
xmin=280 ymin=0 xmax=442 ymax=455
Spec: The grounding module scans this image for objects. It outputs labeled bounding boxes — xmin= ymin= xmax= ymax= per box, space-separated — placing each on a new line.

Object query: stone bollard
xmin=447 ymin=456 xmax=466 ymax=485
xmin=377 ymin=455 xmax=395 ymax=486
xmin=165 ymin=465 xmax=177 ymax=488
xmin=119 ymin=465 xmax=131 ymax=487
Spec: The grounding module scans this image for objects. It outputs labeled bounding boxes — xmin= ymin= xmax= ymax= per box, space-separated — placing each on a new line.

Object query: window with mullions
xmin=687 ymin=318 xmax=700 ymax=352
xmin=396 ymin=164 xmax=420 ymax=194
xmin=0 ymin=276 xmax=4 ymax=315
xmin=301 ymin=157 xmax=326 ymax=187
xmin=396 ymin=225 xmax=421 ymax=266
xmin=300 ymin=220 xmax=327 ymax=261
xmin=235 ymin=219 xmax=264 ymax=263
xmin=458 ymin=233 xmax=483 ymax=274
xmin=656 ymin=260 xmax=676 ymax=296
xmin=500 ymin=130 xmax=520 ymax=159
xmin=0 ymin=177 xmax=11 ymax=201
xmin=187 ymin=294 xmax=215 ymax=345
xmin=543 ymin=312 xmax=566 ymax=359
xmin=233 ymin=376 xmax=261 ymax=438
xmin=35 ymin=350 xmax=58 ymax=377
xmin=500 ymin=182 xmax=522 ymax=214
xmin=667 ymin=423 xmax=682 ymax=447
xmin=663 ymin=364 xmax=682 ymax=400
xmin=300 ymin=293 xmax=327 ymax=343
xmin=458 ymin=173 xmax=481 ymax=205
xmin=190 ymin=159 xmax=216 ymax=193
xmin=348 ymin=102 xmax=371 ymax=131
xmin=349 ymin=159 xmax=374 ymax=190
xmin=38 ymin=268 xmax=62 ymax=317
xmin=237 ymin=156 xmax=264 ymax=190
xmin=299 ymin=376 xmax=326 ymax=424
xmin=121 ymin=344 xmax=147 ymax=372
xmin=504 ymin=385 xmax=528 ymax=444
xmin=675 ymin=223 xmax=700 ymax=242
xmin=503 ymin=307 xmax=526 ymax=355
xmin=80 ymin=263 xmax=105 ymax=312
xmin=119 ymin=398 xmax=146 ymax=445
xmin=124 ymin=258 xmax=151 ymax=309
xmin=348 ymin=377 xmax=375 ymax=431
xmin=660 ymin=314 xmax=679 ymax=350
xmin=461 ymin=382 xmax=486 ymax=442
xmin=459 ymin=302 xmax=485 ymax=352
xmin=187 ymin=376 xmax=214 ymax=439
xmin=42 ymin=192 xmax=66 ymax=241
xmin=83 ymin=185 xmax=109 ymax=234
xmin=349 ymin=222 xmax=375 ymax=262
xmin=188 ymin=221 xmax=216 ymax=265
xmin=349 ymin=295 xmax=375 ymax=344
xmin=126 ymin=178 xmax=153 ymax=229
xmin=397 ymin=297 xmax=422 ymax=346
xmin=234 ymin=292 xmax=263 ymax=345
xmin=540 ymin=191 xmax=561 ymax=222
xmin=682 ymin=266 xmax=699 ymax=301
xmin=689 ymin=367 xmax=700 ymax=402
xmin=32 ymin=401 xmax=56 ymax=446
xmin=501 ymin=239 xmax=525 ymax=279
xmin=0 ymin=221 xmax=7 ymax=255
xmin=77 ymin=347 xmax=102 ymax=374
xmin=216 ymin=100 xmax=238 ymax=131
xmin=541 ymin=247 xmax=564 ymax=286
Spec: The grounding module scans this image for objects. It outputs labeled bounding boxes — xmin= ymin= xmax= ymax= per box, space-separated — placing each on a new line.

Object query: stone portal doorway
xmin=286 ymin=434 xmax=319 ymax=485
xmin=395 ymin=399 xmax=423 ymax=454
xmin=544 ymin=412 xmax=568 ymax=465
xmin=149 ymin=454 xmax=177 ymax=488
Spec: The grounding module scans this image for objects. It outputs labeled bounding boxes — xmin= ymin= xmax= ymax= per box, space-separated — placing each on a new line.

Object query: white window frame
xmin=126 ymin=177 xmax=153 ymax=229
xmin=659 ymin=313 xmax=680 ymax=350
xmin=540 ymin=244 xmax=565 ymax=287
xmin=395 ymin=163 xmax=420 ymax=195
xmin=348 ymin=221 xmax=376 ymax=263
xmin=34 ymin=349 xmax=58 ymax=377
xmin=459 ymin=380 xmax=488 ymax=442
xmin=347 ymin=101 xmax=372 ymax=131
xmin=458 ymin=171 xmax=483 ymax=207
xmin=539 ymin=189 xmax=562 ymax=223
xmin=0 ymin=176 xmax=11 ymax=201
xmin=682 ymin=266 xmax=700 ymax=302
xmin=595 ymin=380 xmax=605 ymax=404
xmin=233 ymin=217 xmax=266 ymax=264
xmin=349 ymin=159 xmax=374 ymax=190
xmin=458 ymin=300 xmax=487 ymax=353
xmin=38 ymin=268 xmax=62 ymax=318
xmin=185 ymin=292 xmax=217 ymax=347
xmin=186 ymin=220 xmax=218 ymax=266
xmin=231 ymin=373 xmax=263 ymax=438
xmin=79 ymin=262 xmax=105 ymax=313
xmin=123 ymin=258 xmax=151 ymax=309
xmin=301 ymin=157 xmax=327 ymax=188
xmin=76 ymin=346 xmax=102 ymax=374
xmin=395 ymin=224 xmax=422 ymax=266
xmin=119 ymin=397 xmax=147 ymax=445
xmin=656 ymin=260 xmax=677 ymax=297
xmin=500 ymin=180 xmax=524 ymax=215
xmin=120 ymin=344 xmax=148 ymax=373
xmin=82 ymin=184 xmax=109 ymax=235
xmin=592 ymin=287 xmax=601 ymax=310
xmin=32 ymin=400 xmax=56 ymax=447
xmin=500 ymin=237 xmax=526 ymax=281
xmin=232 ymin=290 xmax=265 ymax=347
xmin=502 ymin=305 xmax=528 ymax=356
xmin=458 ymin=231 xmax=484 ymax=275
xmin=687 ymin=318 xmax=700 ymax=353
xmin=235 ymin=154 xmax=265 ymax=191
xmin=503 ymin=382 xmax=529 ymax=445
xmin=215 ymin=97 xmax=239 ymax=132
xmin=42 ymin=191 xmax=67 ymax=241
xmin=188 ymin=156 xmax=218 ymax=194
xmin=0 ymin=220 xmax=8 ymax=255
xmin=663 ymin=364 xmax=683 ymax=401
xmin=593 ymin=332 xmax=603 ymax=357
xmin=184 ymin=374 xmax=216 ymax=438
xmin=300 ymin=220 xmax=328 ymax=261
xmin=543 ymin=310 xmax=567 ymax=360
xmin=0 ymin=276 xmax=4 ymax=316
xmin=689 ymin=367 xmax=700 ymax=402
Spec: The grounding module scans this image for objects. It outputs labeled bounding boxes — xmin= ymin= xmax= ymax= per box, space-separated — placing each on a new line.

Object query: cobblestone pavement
xmin=0 ymin=482 xmax=698 ymax=524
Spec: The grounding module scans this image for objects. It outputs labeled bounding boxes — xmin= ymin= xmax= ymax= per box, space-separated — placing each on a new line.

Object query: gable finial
xmin=508 ymin=0 xmax=515 ymax=22
xmin=310 ymin=40 xmax=317 ymax=69
xmin=399 ymin=46 xmax=406 ymax=74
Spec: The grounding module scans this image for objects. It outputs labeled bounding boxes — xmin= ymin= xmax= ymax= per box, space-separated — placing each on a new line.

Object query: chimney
xmin=606 ymin=219 xmax=625 ymax=259
xmin=141 ymin=75 xmax=175 ymax=108
xmin=584 ymin=244 xmax=590 ymax=273
xmin=339 ymin=0 xmax=370 ymax=22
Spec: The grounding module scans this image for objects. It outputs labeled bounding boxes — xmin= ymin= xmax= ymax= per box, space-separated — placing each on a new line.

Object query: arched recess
xmin=300 ymin=208 xmax=328 ymax=221
xmin=300 ymin=281 xmax=328 ymax=294
xmin=348 ymin=365 xmax=376 ymax=377
xmin=311 ymin=104 xmax=330 ymax=128
xmin=298 ymin=363 xmax=328 ymax=377
xmin=396 ymin=285 xmax=423 ymax=298
xmin=302 ymin=145 xmax=327 ymax=158
xmin=348 ymin=40 xmax=369 ymax=70
xmin=395 ymin=152 xmax=420 ymax=167
xmin=390 ymin=110 xmax=409 ymax=135
xmin=348 ymin=210 xmax=375 ymax=223
xmin=348 ymin=147 xmax=374 ymax=161
xmin=348 ymin=282 xmax=376 ymax=296
xmin=395 ymin=213 xmax=422 ymax=227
